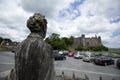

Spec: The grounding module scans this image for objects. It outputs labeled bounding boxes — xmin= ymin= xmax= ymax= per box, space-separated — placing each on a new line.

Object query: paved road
xmin=54 ymin=56 xmax=120 ymax=80
xmin=0 ymin=52 xmax=14 ymax=72
xmin=0 ymin=51 xmax=120 ymax=80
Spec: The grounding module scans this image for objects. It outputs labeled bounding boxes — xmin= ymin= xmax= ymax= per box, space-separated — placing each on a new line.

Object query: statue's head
xmin=27 ymin=13 xmax=47 ymax=38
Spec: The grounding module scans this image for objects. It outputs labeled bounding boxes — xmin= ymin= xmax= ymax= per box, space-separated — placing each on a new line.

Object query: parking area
xmin=54 ymin=56 xmax=120 ymax=80
xmin=0 ymin=51 xmax=120 ymax=80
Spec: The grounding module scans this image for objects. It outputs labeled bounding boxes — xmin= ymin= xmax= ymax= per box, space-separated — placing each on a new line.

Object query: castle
xmin=72 ymin=34 xmax=102 ymax=48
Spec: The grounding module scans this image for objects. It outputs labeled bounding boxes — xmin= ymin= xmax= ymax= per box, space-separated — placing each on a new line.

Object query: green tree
xmin=62 ymin=36 xmax=74 ymax=46
xmin=45 ymin=33 xmax=67 ymax=50
xmin=56 ymin=40 xmax=67 ymax=50
xmin=69 ymin=36 xmax=74 ymax=45
xmin=62 ymin=37 xmax=70 ymax=46
xmin=0 ymin=37 xmax=3 ymax=44
xmin=75 ymin=45 xmax=108 ymax=51
xmin=75 ymin=45 xmax=83 ymax=51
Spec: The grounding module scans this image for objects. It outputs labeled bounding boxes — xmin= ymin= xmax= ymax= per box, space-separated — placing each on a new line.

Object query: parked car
xmin=111 ymin=54 xmax=120 ymax=58
xmin=85 ymin=51 xmax=92 ymax=56
xmin=74 ymin=51 xmax=84 ymax=59
xmin=90 ymin=54 xmax=102 ymax=62
xmin=58 ymin=51 xmax=63 ymax=55
xmin=82 ymin=55 xmax=91 ymax=62
xmin=116 ymin=59 xmax=120 ymax=69
xmin=62 ymin=51 xmax=69 ymax=56
xmin=93 ymin=56 xmax=114 ymax=66
xmin=89 ymin=54 xmax=96 ymax=62
xmin=11 ymin=47 xmax=17 ymax=53
xmin=68 ymin=52 xmax=75 ymax=57
xmin=53 ymin=51 xmax=66 ymax=60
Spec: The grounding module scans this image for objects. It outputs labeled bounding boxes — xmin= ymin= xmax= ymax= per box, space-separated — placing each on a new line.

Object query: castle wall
xmin=72 ymin=34 xmax=102 ymax=48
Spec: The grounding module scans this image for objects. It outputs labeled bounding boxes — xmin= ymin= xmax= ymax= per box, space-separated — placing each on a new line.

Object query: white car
xmin=82 ymin=55 xmax=91 ymax=62
xmin=59 ymin=51 xmax=63 ymax=55
xmin=74 ymin=51 xmax=84 ymax=59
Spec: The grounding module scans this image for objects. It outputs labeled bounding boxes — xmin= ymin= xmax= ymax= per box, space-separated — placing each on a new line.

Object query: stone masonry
xmin=72 ymin=34 xmax=102 ymax=48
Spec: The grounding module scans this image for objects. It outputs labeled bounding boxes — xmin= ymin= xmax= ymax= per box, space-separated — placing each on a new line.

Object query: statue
xmin=14 ymin=13 xmax=54 ymax=80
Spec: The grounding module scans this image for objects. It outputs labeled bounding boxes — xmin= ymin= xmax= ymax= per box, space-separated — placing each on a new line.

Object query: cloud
xmin=46 ymin=0 xmax=120 ymax=48
xmin=110 ymin=16 xmax=120 ymax=23
xmin=0 ymin=0 xmax=120 ymax=48
xmin=79 ymin=0 xmax=120 ymax=20
xmin=0 ymin=0 xmax=31 ymax=41
xmin=20 ymin=0 xmax=74 ymax=18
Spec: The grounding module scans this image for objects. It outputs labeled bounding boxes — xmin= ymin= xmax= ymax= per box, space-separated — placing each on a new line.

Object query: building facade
xmin=0 ymin=38 xmax=19 ymax=46
xmin=72 ymin=34 xmax=102 ymax=48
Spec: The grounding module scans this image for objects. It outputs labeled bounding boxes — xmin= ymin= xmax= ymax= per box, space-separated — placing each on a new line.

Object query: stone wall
xmin=72 ymin=34 xmax=102 ymax=48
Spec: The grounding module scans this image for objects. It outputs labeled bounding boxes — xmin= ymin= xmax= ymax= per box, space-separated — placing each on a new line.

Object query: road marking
xmin=0 ymin=62 xmax=14 ymax=65
xmin=55 ymin=67 xmax=120 ymax=77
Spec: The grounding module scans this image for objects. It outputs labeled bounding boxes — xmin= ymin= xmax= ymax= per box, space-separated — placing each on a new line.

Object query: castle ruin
xmin=72 ymin=34 xmax=102 ymax=48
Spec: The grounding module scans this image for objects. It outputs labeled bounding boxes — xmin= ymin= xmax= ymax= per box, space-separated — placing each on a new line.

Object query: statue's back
xmin=14 ymin=13 xmax=54 ymax=80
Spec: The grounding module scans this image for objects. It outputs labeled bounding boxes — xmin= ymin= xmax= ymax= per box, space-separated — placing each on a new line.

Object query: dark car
xmin=116 ymin=59 xmax=120 ymax=69
xmin=93 ymin=56 xmax=114 ymax=66
xmin=53 ymin=51 xmax=66 ymax=60
xmin=62 ymin=51 xmax=69 ymax=56
xmin=11 ymin=47 xmax=17 ymax=53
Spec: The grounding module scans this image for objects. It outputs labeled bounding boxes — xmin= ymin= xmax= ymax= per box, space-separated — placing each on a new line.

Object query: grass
xmin=0 ymin=45 xmax=11 ymax=51
xmin=108 ymin=49 xmax=120 ymax=54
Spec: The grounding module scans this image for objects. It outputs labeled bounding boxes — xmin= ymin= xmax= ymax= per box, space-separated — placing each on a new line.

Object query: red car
xmin=68 ymin=52 xmax=75 ymax=57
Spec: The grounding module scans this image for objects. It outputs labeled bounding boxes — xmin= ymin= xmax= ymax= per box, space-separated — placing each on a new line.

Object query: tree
xmin=75 ymin=45 xmax=108 ymax=51
xmin=75 ymin=45 xmax=83 ymax=51
xmin=62 ymin=37 xmax=70 ymax=46
xmin=62 ymin=36 xmax=74 ymax=46
xmin=0 ymin=37 xmax=3 ymax=44
xmin=69 ymin=36 xmax=74 ymax=45
xmin=45 ymin=33 xmax=67 ymax=50
xmin=56 ymin=40 xmax=67 ymax=50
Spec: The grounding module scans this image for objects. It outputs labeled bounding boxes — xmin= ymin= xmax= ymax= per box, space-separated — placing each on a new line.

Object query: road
xmin=0 ymin=51 xmax=14 ymax=72
xmin=0 ymin=51 xmax=120 ymax=80
xmin=54 ymin=56 xmax=120 ymax=80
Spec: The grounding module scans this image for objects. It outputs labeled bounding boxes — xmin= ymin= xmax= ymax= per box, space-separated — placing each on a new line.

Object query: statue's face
xmin=27 ymin=13 xmax=47 ymax=38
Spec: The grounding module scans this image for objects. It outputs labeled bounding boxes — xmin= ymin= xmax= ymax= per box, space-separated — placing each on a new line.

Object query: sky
xmin=0 ymin=0 xmax=120 ymax=48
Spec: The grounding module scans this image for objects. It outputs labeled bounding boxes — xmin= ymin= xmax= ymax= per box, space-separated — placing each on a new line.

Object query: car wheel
xmin=104 ymin=62 xmax=107 ymax=66
xmin=89 ymin=60 xmax=91 ymax=63
xmin=93 ymin=61 xmax=95 ymax=64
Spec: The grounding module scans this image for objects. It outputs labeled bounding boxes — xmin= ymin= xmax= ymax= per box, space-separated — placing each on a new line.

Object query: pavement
xmin=0 ymin=52 xmax=14 ymax=72
xmin=54 ymin=56 xmax=120 ymax=80
xmin=0 ymin=51 xmax=120 ymax=80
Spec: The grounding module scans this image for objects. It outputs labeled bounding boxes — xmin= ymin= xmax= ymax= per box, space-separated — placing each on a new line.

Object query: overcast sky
xmin=0 ymin=0 xmax=120 ymax=48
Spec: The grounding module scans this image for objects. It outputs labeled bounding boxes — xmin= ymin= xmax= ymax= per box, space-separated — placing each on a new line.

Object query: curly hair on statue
xmin=27 ymin=13 xmax=47 ymax=32
xmin=27 ymin=13 xmax=47 ymax=38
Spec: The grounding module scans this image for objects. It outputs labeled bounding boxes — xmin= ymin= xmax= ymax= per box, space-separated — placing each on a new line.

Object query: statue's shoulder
xmin=44 ymin=41 xmax=52 ymax=49
xmin=43 ymin=42 xmax=53 ymax=57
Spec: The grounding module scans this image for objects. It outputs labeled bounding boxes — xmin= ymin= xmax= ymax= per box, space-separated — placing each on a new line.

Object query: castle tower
xmin=98 ymin=36 xmax=102 ymax=45
xmin=81 ymin=34 xmax=85 ymax=46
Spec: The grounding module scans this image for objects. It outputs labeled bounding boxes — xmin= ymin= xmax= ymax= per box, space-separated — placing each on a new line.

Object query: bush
xmin=75 ymin=45 xmax=108 ymax=51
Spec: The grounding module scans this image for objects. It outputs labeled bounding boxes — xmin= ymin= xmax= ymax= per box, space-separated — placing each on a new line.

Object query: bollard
xmin=72 ymin=72 xmax=75 ymax=80
xmin=112 ymin=77 xmax=115 ymax=80
xmin=85 ymin=74 xmax=89 ymax=80
xmin=62 ymin=71 xmax=64 ymax=80
xmin=99 ymin=76 xmax=102 ymax=80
